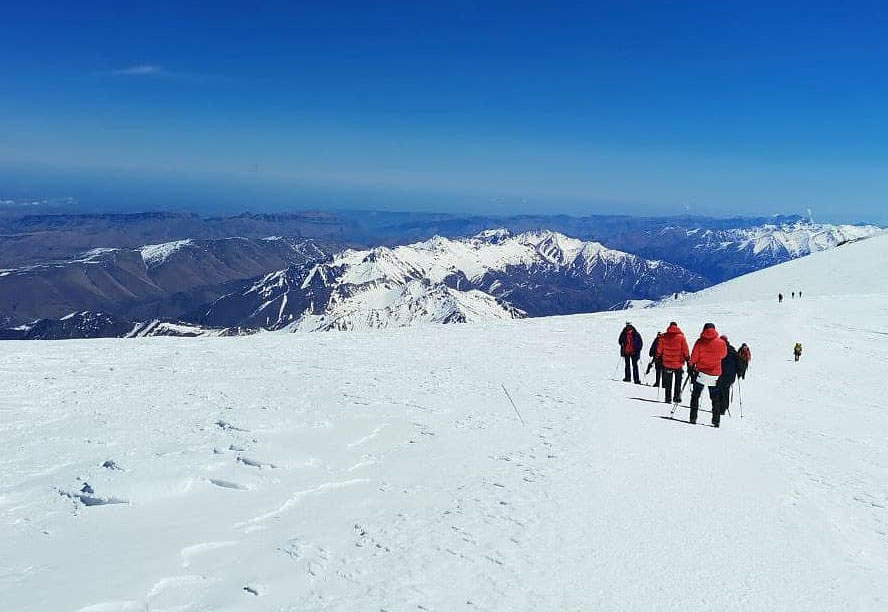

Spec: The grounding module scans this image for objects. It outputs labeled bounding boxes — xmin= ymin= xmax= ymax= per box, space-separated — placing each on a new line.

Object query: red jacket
xmin=656 ymin=324 xmax=690 ymax=370
xmin=690 ymin=327 xmax=728 ymax=376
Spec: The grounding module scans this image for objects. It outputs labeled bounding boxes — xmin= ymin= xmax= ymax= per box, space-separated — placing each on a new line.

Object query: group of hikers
xmin=778 ymin=291 xmax=803 ymax=303
xmin=619 ymin=322 xmax=752 ymax=428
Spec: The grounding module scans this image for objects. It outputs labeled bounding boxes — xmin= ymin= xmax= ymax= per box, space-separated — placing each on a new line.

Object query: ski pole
xmin=671 ymin=371 xmax=692 ymax=415
xmin=738 ymin=380 xmax=743 ymax=418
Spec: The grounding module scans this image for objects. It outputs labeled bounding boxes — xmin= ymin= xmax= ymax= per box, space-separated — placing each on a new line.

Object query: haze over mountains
xmin=0 ymin=208 xmax=881 ymax=338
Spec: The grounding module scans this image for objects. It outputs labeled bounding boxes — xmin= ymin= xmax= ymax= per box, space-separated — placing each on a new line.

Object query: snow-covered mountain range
xmin=605 ymin=218 xmax=881 ymax=281
xmin=0 ymin=216 xmax=882 ymax=338
xmin=203 ymin=230 xmax=707 ymax=331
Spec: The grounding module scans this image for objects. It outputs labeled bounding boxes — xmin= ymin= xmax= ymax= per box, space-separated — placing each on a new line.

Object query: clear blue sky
xmin=1 ymin=1 xmax=886 ymax=222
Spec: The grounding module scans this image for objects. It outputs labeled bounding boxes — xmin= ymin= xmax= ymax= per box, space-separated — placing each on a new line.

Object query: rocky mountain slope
xmin=0 ymin=211 xmax=354 ymax=267
xmin=0 ymin=311 xmax=247 ymax=340
xmin=0 ymin=237 xmax=334 ymax=326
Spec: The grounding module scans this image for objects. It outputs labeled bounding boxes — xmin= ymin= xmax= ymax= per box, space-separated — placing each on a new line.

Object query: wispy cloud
xmin=104 ymin=64 xmax=223 ymax=84
xmin=110 ymin=64 xmax=167 ymax=77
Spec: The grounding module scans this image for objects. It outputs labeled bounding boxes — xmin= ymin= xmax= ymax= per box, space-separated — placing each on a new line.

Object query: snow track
xmin=2 ymin=237 xmax=887 ymax=610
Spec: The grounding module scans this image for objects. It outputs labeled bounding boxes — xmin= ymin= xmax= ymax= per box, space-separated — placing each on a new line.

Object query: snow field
xmin=1 ymin=237 xmax=887 ymax=611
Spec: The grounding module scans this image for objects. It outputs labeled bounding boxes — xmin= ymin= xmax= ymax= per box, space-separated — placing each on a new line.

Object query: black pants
xmin=690 ymin=381 xmax=722 ymax=426
xmin=623 ymin=355 xmax=640 ymax=383
xmin=661 ymin=368 xmax=683 ymax=403
xmin=716 ymin=381 xmax=732 ymax=415
xmin=654 ymin=363 xmax=663 ymax=387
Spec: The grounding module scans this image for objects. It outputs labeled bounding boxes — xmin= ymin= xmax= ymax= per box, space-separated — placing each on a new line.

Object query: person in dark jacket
xmin=737 ymin=343 xmax=751 ymax=379
xmin=646 ymin=332 xmax=663 ymax=387
xmin=715 ymin=336 xmax=740 ymax=416
xmin=618 ymin=322 xmax=643 ymax=384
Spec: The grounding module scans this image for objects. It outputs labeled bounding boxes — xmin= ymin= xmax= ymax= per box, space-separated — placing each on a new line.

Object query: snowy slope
xmin=1 ymin=236 xmax=887 ymax=611
xmin=666 ymin=232 xmax=888 ymax=305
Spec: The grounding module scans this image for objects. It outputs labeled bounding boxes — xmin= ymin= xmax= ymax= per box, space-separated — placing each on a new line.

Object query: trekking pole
xmin=670 ymin=373 xmax=692 ymax=416
xmin=501 ymin=384 xmax=525 ymax=426
xmin=738 ymin=380 xmax=743 ymax=418
xmin=612 ymin=357 xmax=622 ymax=381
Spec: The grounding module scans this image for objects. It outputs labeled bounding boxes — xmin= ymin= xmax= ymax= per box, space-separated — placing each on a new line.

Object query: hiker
xmin=688 ymin=323 xmax=728 ymax=427
xmin=737 ymin=343 xmax=751 ymax=379
xmin=646 ymin=332 xmax=663 ymax=386
xmin=799 ymin=290 xmax=802 ymax=298
xmin=778 ymin=293 xmax=783 ymax=303
xmin=716 ymin=336 xmax=740 ymax=416
xmin=792 ymin=291 xmax=795 ymax=299
xmin=656 ymin=322 xmax=690 ymax=404
xmin=794 ymin=342 xmax=802 ymax=362
xmin=618 ymin=322 xmax=643 ymax=384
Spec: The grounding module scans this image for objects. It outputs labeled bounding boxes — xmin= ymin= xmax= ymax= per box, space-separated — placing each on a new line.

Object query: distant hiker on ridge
xmin=792 ymin=291 xmax=795 ymax=299
xmin=737 ymin=343 xmax=751 ymax=379
xmin=716 ymin=336 xmax=740 ymax=416
xmin=656 ymin=322 xmax=690 ymax=404
xmin=689 ymin=323 xmax=728 ymax=427
xmin=778 ymin=293 xmax=783 ymax=303
xmin=647 ymin=331 xmax=663 ymax=387
xmin=794 ymin=342 xmax=803 ymax=362
xmin=618 ymin=322 xmax=643 ymax=384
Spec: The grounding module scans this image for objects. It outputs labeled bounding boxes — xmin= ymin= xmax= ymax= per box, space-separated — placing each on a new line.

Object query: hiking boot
xmin=673 ymin=396 xmax=682 ymax=404
xmin=663 ymin=398 xmax=671 ymax=404
xmin=623 ymin=378 xmax=631 ymax=382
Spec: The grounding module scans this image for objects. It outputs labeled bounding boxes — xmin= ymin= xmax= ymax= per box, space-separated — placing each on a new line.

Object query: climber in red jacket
xmin=688 ymin=323 xmax=728 ymax=427
xmin=655 ymin=322 xmax=690 ymax=404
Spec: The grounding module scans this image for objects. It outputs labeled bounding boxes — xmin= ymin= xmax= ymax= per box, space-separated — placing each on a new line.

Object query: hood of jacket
xmin=700 ymin=327 xmax=720 ymax=341
xmin=665 ymin=323 xmax=683 ymax=336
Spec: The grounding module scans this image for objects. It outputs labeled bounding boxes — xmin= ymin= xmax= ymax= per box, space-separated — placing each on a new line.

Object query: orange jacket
xmin=656 ymin=323 xmax=690 ymax=370
xmin=690 ymin=327 xmax=728 ymax=376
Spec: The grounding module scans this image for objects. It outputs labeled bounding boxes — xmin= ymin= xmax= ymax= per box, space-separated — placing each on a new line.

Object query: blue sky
xmin=1 ymin=1 xmax=886 ymax=222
